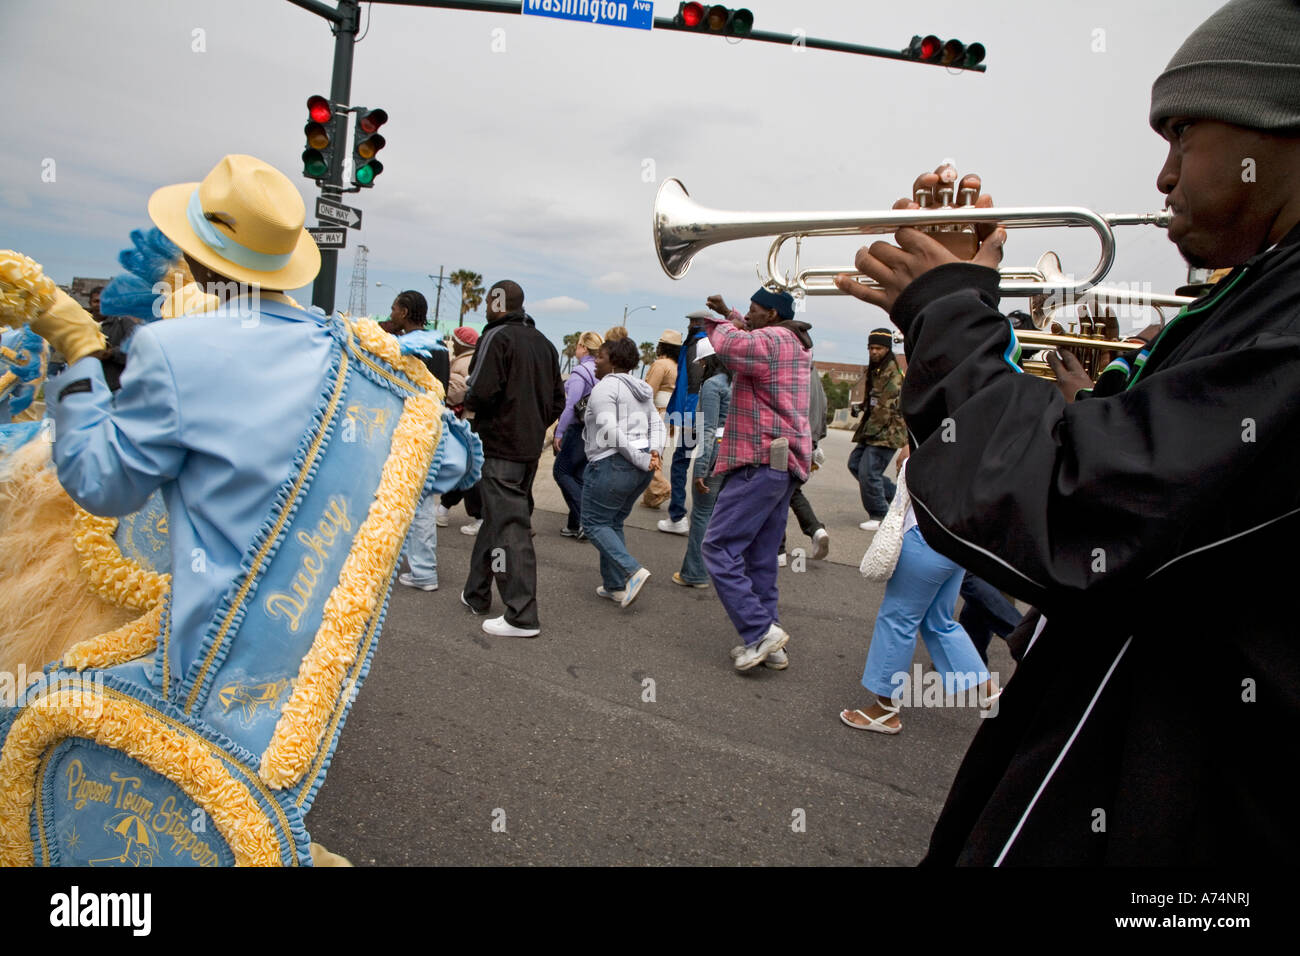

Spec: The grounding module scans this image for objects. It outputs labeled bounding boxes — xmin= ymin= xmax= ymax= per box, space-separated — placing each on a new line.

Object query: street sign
xmin=307 ymin=227 xmax=347 ymax=249
xmin=521 ymin=0 xmax=654 ymax=31
xmin=315 ymin=197 xmax=363 ymax=229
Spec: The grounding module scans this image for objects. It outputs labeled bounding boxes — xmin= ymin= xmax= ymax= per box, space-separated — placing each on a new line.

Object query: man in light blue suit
xmin=33 ymin=154 xmax=470 ymax=688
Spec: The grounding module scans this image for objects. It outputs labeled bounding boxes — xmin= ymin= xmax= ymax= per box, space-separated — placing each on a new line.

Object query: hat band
xmin=186 ymin=190 xmax=295 ymax=275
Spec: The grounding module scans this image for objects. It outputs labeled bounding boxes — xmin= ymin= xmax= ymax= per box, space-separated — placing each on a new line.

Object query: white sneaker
xmin=777 ymin=553 xmax=787 ymax=568
xmin=859 ymin=519 xmax=881 ymax=531
xmin=811 ymin=528 xmax=830 ymax=560
xmin=434 ymin=504 xmax=450 ymax=527
xmin=398 ymin=572 xmax=438 ymax=591
xmin=596 ymin=585 xmax=627 ymax=602
xmin=733 ymin=623 xmax=790 ymax=672
xmin=460 ymin=519 xmax=483 ymax=536
xmin=460 ymin=591 xmax=483 ymax=615
xmin=657 ymin=517 xmax=690 ymax=535
xmin=730 ymin=644 xmax=789 ymax=669
xmin=621 ymin=568 xmax=650 ymax=608
xmin=482 ymin=615 xmax=540 ymax=638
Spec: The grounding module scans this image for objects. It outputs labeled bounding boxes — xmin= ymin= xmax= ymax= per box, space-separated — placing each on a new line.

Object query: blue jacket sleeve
xmin=693 ymin=376 xmax=723 ymax=480
xmin=50 ymin=325 xmax=185 ymax=517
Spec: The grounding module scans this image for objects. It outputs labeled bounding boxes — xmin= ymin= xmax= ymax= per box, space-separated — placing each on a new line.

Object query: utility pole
xmin=428 ymin=267 xmax=446 ymax=330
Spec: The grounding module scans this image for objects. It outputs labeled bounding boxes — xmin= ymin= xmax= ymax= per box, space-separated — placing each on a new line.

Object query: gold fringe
xmin=0 ymin=684 xmax=281 ymax=866
xmin=351 ymin=316 xmax=444 ymax=400
xmin=61 ymin=602 xmax=163 ymax=671
xmin=0 ymin=250 xmax=57 ymax=330
xmin=71 ymin=509 xmax=171 ymax=612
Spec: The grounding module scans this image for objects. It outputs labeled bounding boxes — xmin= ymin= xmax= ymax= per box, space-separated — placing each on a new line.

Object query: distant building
xmin=813 ymin=360 xmax=864 ymax=386
xmin=69 ymin=277 xmax=112 ymax=310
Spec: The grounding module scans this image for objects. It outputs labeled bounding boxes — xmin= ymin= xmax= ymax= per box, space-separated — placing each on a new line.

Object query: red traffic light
xmin=307 ymin=95 xmax=332 ymax=124
xmin=678 ymin=2 xmax=704 ymax=27
xmin=905 ymin=34 xmax=984 ymax=67
xmin=358 ymin=108 xmax=388 ymax=135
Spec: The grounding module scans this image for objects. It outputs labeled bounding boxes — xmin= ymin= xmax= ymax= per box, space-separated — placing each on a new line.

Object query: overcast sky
xmin=1 ymin=0 xmax=1225 ymax=360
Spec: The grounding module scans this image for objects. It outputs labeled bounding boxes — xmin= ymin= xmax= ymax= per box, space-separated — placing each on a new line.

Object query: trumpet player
xmin=836 ymin=0 xmax=1300 ymax=865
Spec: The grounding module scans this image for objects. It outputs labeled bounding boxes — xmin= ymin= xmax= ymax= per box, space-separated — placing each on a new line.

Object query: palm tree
xmin=561 ymin=332 xmax=579 ymax=373
xmin=638 ymin=341 xmax=655 ymax=378
xmin=448 ymin=269 xmax=485 ymax=327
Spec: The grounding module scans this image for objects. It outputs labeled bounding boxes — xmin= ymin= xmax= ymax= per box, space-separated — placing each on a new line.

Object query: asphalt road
xmin=306 ymin=428 xmax=1019 ymax=865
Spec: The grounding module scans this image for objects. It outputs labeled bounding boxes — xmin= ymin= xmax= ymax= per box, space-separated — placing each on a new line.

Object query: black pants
xmin=441 ymin=482 xmax=482 ymax=519
xmin=463 ymin=457 xmax=541 ymax=628
xmin=779 ymin=481 xmax=824 ymax=553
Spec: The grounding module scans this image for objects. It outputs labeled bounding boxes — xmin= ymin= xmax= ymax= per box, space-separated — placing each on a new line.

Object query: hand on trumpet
xmin=1045 ymin=349 xmax=1093 ymax=403
xmin=834 ymin=163 xmax=1007 ymax=315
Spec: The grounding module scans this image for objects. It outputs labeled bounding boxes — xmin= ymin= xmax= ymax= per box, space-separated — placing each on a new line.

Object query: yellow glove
xmin=29 ymin=289 xmax=107 ymax=365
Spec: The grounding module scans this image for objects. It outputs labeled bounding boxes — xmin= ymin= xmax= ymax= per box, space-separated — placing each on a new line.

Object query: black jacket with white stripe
xmin=894 ymin=224 xmax=1300 ymax=865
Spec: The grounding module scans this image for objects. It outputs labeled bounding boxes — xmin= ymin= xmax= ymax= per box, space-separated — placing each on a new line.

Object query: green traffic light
xmin=302 ymin=149 xmax=328 ymax=178
xmin=356 ymin=162 xmax=375 ymax=185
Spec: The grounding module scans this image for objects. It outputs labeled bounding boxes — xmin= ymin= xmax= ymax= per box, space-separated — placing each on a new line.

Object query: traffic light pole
xmin=361 ymin=1 xmax=985 ymax=71
xmin=290 ymin=0 xmax=361 ymax=313
xmin=287 ymin=0 xmax=985 ymax=309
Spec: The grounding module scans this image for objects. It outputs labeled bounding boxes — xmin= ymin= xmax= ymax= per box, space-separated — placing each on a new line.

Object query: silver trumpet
xmin=653 ymin=177 xmax=1179 ymax=300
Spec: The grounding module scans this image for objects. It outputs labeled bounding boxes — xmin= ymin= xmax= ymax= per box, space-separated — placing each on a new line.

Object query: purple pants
xmin=702 ymin=465 xmax=796 ymax=645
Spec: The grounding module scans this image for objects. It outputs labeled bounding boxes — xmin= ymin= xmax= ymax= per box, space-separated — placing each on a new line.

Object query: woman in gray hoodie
xmin=581 ymin=337 xmax=666 ymax=608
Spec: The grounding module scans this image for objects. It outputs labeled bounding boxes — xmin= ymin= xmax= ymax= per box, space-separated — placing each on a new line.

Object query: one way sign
xmin=307 ymin=227 xmax=347 ymax=249
xmin=315 ymin=197 xmax=363 ymax=230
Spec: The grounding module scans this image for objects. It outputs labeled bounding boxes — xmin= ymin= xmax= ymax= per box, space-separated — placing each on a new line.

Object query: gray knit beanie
xmin=1149 ymin=0 xmax=1300 ymax=134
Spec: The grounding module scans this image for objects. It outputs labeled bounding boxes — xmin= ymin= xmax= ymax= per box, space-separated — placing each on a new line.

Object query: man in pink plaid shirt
xmin=700 ymin=288 xmax=813 ymax=672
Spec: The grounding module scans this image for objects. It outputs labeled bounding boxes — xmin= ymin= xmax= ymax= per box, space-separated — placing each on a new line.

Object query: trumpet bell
xmin=654 ymin=178 xmax=699 ymax=279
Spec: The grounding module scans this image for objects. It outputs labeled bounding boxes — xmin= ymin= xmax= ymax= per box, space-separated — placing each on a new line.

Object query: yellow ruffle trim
xmin=351 ymin=317 xmax=445 ymax=402
xmin=0 ymin=682 xmax=281 ymax=866
xmin=72 ymin=509 xmax=171 ymax=612
xmin=258 ymin=330 xmax=443 ymax=789
xmin=61 ymin=602 xmax=164 ymax=671
xmin=0 ymin=251 xmax=57 ymax=331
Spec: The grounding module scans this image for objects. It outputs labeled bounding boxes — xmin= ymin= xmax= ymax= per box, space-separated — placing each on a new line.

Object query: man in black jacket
xmin=461 ymin=280 xmax=565 ymax=638
xmin=837 ymin=0 xmax=1300 ymax=864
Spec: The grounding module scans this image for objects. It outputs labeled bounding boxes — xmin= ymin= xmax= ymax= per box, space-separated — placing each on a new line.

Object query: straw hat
xmin=658 ymin=328 xmax=683 ymax=346
xmin=147 ymin=155 xmax=320 ymax=290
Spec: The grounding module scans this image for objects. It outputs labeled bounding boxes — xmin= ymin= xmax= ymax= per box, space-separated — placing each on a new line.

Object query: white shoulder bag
xmin=859 ymin=463 xmax=910 ymax=582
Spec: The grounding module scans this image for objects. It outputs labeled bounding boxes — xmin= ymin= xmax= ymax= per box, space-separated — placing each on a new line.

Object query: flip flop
xmin=839 ymin=707 xmax=901 ymax=734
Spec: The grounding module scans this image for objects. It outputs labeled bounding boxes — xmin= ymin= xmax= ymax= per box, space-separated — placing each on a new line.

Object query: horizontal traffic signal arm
xmin=329 ymin=0 xmax=987 ymax=72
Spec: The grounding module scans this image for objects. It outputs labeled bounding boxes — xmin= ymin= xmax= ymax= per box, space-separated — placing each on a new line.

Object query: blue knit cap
xmin=750 ymin=287 xmax=795 ymax=319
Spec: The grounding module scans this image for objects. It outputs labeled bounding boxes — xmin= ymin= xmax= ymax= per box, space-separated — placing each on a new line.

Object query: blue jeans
xmin=552 ymin=421 xmax=588 ymax=531
xmin=848 ymin=442 xmax=898 ymax=519
xmin=581 ymin=454 xmax=653 ymax=591
xmin=959 ymin=572 xmax=1023 ymax=663
xmin=861 ymin=525 xmax=990 ymax=700
xmin=668 ymin=424 xmax=696 ymax=522
xmin=679 ymin=472 xmax=723 ymax=584
xmin=404 ymin=493 xmax=438 ymax=586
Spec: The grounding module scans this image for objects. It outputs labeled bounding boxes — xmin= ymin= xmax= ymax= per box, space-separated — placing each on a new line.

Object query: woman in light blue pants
xmin=841 ymin=521 xmax=997 ymax=734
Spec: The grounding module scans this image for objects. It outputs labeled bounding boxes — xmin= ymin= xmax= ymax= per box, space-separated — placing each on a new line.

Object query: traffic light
xmin=303 ymin=94 xmax=334 ymax=180
xmin=351 ymin=108 xmax=388 ymax=187
xmin=904 ymin=35 xmax=985 ymax=68
xmin=673 ymin=3 xmax=753 ymax=35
